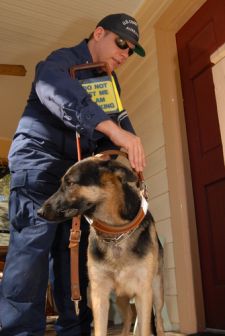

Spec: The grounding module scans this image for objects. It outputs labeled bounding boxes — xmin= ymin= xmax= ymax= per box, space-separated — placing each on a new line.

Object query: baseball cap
xmin=96 ymin=13 xmax=145 ymax=57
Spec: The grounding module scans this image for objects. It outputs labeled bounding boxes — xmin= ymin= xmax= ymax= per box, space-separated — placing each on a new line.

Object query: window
xmin=0 ymin=159 xmax=10 ymax=246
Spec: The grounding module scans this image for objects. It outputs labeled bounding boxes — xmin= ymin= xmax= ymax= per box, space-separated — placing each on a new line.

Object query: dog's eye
xmin=67 ymin=181 xmax=75 ymax=187
xmin=64 ymin=175 xmax=78 ymax=188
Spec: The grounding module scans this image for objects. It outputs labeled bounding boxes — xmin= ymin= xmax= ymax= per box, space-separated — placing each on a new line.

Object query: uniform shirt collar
xmin=72 ymin=39 xmax=93 ymax=64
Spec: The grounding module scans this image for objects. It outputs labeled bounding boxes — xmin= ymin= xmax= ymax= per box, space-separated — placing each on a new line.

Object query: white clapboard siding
xmin=118 ymin=0 xmax=180 ymax=330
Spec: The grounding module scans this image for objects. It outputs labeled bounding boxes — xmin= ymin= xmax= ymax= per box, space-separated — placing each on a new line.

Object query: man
xmin=0 ymin=13 xmax=146 ymax=336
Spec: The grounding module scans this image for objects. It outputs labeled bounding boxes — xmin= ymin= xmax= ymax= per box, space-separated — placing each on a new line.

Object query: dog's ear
xmin=102 ymin=160 xmax=137 ymax=183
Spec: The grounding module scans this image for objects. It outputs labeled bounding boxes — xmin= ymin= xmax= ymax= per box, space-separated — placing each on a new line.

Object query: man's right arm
xmin=34 ymin=49 xmax=110 ymax=140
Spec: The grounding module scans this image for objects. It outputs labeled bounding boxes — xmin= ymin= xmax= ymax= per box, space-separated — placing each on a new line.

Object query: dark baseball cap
xmin=96 ymin=13 xmax=146 ymax=57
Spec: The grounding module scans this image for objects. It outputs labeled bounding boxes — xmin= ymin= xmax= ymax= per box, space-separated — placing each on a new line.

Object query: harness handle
xmin=69 ymin=62 xmax=111 ymax=79
xmin=69 ymin=62 xmax=112 ymax=314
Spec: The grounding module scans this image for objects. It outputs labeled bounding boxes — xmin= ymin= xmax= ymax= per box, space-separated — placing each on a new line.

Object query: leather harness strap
xmin=69 ymin=216 xmax=81 ymax=314
xmin=69 ymin=132 xmax=82 ymax=314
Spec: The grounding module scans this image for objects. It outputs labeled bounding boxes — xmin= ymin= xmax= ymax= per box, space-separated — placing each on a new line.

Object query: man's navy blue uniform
xmin=0 ymin=39 xmax=135 ymax=336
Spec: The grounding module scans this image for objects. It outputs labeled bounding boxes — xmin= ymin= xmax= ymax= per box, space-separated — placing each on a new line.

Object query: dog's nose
xmin=37 ymin=207 xmax=45 ymax=218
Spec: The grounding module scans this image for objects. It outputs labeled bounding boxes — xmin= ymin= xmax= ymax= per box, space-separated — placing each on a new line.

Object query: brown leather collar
xmin=85 ymin=194 xmax=148 ymax=235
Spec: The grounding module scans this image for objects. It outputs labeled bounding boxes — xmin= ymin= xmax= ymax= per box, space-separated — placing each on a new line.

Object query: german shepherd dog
xmin=38 ymin=156 xmax=165 ymax=336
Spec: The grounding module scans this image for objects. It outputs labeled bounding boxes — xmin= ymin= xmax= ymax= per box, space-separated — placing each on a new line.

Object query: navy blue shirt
xmin=8 ymin=39 xmax=135 ymax=178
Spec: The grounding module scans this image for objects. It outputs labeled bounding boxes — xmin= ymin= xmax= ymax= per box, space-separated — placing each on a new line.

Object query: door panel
xmin=176 ymin=0 xmax=225 ymax=329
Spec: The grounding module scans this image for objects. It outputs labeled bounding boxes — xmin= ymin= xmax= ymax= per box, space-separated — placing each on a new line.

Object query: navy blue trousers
xmin=0 ymin=170 xmax=92 ymax=336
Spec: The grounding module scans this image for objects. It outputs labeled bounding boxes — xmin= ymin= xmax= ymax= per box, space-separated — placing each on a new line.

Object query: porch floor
xmin=45 ymin=320 xmax=185 ymax=336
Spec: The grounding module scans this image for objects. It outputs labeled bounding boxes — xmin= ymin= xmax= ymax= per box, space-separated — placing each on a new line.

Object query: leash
xmin=69 ymin=131 xmax=82 ymax=315
xmin=69 ymin=62 xmax=112 ymax=315
xmin=69 ymin=215 xmax=81 ymax=315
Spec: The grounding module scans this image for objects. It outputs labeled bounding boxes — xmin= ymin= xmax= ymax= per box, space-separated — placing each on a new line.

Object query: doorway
xmin=176 ymin=0 xmax=225 ymax=330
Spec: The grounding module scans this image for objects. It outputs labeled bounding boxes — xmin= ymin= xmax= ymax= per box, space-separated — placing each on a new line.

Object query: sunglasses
xmin=115 ymin=37 xmax=134 ymax=56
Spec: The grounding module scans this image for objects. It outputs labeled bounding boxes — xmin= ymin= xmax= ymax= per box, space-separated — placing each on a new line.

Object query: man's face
xmin=91 ymin=28 xmax=135 ymax=72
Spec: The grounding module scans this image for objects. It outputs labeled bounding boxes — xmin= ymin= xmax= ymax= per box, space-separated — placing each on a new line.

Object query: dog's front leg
xmin=90 ymin=280 xmax=112 ymax=336
xmin=135 ymin=288 xmax=152 ymax=336
xmin=116 ymin=296 xmax=133 ymax=336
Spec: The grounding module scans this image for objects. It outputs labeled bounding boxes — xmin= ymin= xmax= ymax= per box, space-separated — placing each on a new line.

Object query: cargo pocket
xmin=9 ymin=172 xmax=35 ymax=232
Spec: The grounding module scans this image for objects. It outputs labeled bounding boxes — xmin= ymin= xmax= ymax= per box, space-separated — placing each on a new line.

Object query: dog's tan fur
xmin=38 ymin=157 xmax=165 ymax=336
xmin=88 ymin=225 xmax=164 ymax=336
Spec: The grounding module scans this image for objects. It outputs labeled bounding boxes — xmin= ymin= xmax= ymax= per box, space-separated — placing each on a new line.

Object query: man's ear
xmin=93 ymin=26 xmax=105 ymax=41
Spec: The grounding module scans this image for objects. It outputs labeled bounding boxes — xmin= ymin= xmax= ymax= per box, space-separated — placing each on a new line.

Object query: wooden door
xmin=176 ymin=0 xmax=225 ymax=330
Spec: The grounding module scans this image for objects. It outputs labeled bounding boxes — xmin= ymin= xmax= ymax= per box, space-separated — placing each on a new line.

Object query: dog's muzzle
xmin=37 ymin=202 xmax=79 ymax=222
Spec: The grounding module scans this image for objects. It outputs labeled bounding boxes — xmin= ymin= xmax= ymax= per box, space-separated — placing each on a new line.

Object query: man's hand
xmin=96 ymin=120 xmax=146 ymax=172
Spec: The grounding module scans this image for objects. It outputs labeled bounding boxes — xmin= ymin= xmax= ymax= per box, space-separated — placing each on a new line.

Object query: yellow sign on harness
xmin=79 ymin=75 xmax=123 ymax=114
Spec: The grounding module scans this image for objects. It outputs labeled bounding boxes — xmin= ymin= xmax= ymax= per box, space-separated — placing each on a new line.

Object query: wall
xmin=118 ymin=0 xmax=179 ymax=330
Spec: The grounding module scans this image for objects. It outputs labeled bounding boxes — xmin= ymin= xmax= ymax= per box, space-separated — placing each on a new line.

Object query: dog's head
xmin=38 ymin=157 xmax=137 ymax=224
